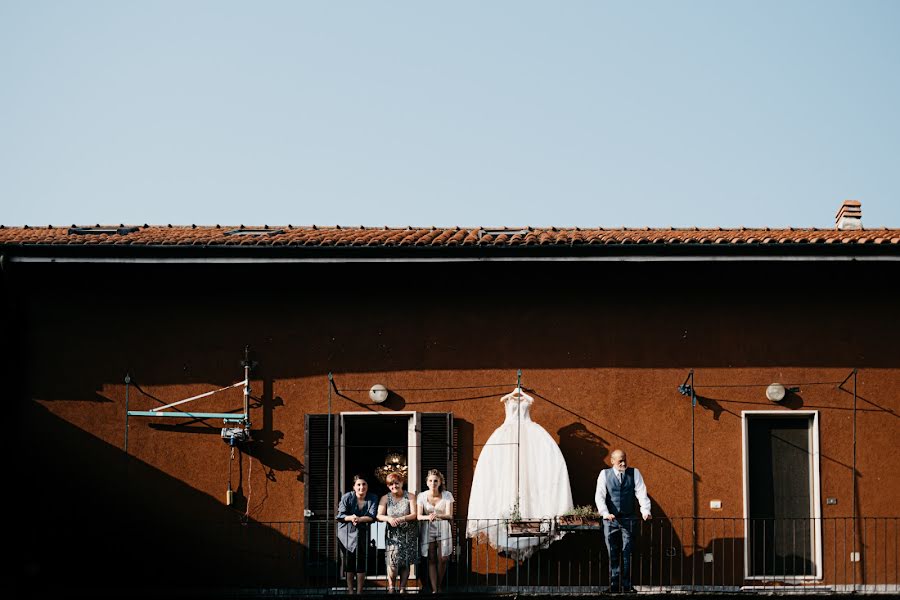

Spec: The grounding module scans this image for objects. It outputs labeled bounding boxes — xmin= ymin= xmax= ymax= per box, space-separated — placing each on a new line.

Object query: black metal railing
xmin=223 ymin=516 xmax=900 ymax=594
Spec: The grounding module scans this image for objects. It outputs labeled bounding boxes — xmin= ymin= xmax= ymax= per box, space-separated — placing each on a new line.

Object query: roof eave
xmin=3 ymin=242 xmax=899 ymax=264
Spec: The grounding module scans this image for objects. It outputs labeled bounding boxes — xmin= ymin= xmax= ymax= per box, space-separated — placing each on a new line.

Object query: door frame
xmin=741 ymin=410 xmax=822 ymax=580
xmin=339 ymin=411 xmax=420 ymax=494
xmin=339 ymin=411 xmax=421 ymax=580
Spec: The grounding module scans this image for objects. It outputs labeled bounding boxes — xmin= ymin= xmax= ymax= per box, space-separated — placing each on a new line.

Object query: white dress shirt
xmin=595 ymin=467 xmax=651 ymax=518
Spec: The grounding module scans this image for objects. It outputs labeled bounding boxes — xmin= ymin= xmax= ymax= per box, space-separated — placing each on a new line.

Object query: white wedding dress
xmin=465 ymin=389 xmax=573 ymax=561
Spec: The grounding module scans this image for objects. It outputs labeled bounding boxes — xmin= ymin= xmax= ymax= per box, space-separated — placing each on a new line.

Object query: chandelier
xmin=375 ymin=450 xmax=409 ymax=483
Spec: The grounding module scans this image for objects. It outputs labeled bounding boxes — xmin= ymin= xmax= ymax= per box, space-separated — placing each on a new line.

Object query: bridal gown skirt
xmin=465 ymin=417 xmax=574 ymax=561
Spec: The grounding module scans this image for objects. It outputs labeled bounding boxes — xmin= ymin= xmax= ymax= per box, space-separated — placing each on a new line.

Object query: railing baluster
xmin=874 ymin=519 xmax=887 ymax=591
xmin=832 ymin=516 xmax=837 ymax=588
xmin=588 ymin=536 xmax=593 ymax=592
xmin=864 ymin=516 xmax=869 ymax=591
xmin=731 ymin=518 xmax=737 ymax=591
xmin=720 ymin=518 xmax=725 ymax=591
xmin=699 ymin=515 xmax=705 ymax=590
xmin=845 ymin=516 xmax=849 ymax=590
xmin=493 ymin=519 xmax=499 ymax=591
xmin=285 ymin=515 xmax=900 ymax=594
xmin=669 ymin=517 xmax=675 ymax=589
xmin=763 ymin=517 xmax=768 ymax=590
xmin=791 ymin=516 xmax=796 ymax=582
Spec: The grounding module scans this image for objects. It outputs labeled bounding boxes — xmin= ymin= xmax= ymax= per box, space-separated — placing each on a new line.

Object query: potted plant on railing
xmin=507 ymin=498 xmax=546 ymax=537
xmin=557 ymin=505 xmax=603 ymax=530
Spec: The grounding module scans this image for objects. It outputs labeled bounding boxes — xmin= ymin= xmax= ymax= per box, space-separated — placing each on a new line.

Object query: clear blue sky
xmin=2 ymin=1 xmax=898 ymax=228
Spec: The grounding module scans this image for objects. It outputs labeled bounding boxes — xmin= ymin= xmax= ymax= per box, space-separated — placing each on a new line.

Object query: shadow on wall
xmin=18 ymin=260 xmax=900 ymax=401
xmin=455 ymin=419 xmax=475 ymax=518
xmin=18 ymin=402 xmax=305 ymax=594
xmin=538 ymin=390 xmax=693 ymax=478
xmin=557 ymin=422 xmax=610 ymax=507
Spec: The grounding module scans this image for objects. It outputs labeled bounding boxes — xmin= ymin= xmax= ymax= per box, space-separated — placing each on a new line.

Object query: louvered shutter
xmin=420 ymin=412 xmax=454 ymax=492
xmin=304 ymin=414 xmax=339 ymax=577
xmin=420 ymin=413 xmax=456 ymax=558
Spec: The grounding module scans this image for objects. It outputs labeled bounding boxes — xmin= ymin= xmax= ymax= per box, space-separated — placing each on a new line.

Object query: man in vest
xmin=595 ymin=449 xmax=651 ymax=593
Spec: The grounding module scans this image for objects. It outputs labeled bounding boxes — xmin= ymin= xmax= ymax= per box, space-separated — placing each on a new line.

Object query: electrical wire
xmin=693 ymin=380 xmax=844 ymax=389
xmin=336 ymin=383 xmax=518 ymax=392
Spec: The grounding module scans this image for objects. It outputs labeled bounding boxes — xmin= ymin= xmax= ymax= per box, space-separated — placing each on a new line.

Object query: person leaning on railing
xmin=377 ymin=472 xmax=418 ymax=594
xmin=337 ymin=474 xmax=379 ymax=595
xmin=417 ymin=468 xmax=454 ymax=594
xmin=595 ymin=449 xmax=652 ymax=594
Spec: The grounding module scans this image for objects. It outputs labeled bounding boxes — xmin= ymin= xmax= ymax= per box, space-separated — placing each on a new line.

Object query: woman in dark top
xmin=336 ymin=474 xmax=379 ymax=594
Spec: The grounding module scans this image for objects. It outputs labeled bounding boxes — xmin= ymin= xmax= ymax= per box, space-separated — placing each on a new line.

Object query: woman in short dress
xmin=377 ymin=472 xmax=418 ymax=593
xmin=336 ymin=474 xmax=379 ymax=594
xmin=417 ymin=469 xmax=454 ymax=594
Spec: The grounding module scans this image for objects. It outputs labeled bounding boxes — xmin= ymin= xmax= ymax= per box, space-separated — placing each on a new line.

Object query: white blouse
xmin=417 ymin=490 xmax=455 ymax=558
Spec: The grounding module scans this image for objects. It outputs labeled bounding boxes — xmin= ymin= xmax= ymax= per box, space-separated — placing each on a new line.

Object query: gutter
xmin=3 ymin=240 xmax=900 ymax=264
xmin=6 ymin=254 xmax=900 ymax=263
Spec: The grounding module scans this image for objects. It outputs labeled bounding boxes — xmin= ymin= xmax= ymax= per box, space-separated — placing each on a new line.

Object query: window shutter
xmin=420 ymin=412 xmax=456 ymax=558
xmin=420 ymin=412 xmax=454 ymax=492
xmin=304 ymin=414 xmax=339 ymax=577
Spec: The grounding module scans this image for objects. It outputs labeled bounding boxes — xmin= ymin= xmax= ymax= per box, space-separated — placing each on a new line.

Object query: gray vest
xmin=605 ymin=467 xmax=636 ymax=516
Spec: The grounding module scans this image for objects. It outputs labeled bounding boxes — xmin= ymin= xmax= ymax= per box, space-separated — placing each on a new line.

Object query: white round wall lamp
xmin=766 ymin=383 xmax=786 ymax=403
xmin=369 ymin=384 xmax=389 ymax=404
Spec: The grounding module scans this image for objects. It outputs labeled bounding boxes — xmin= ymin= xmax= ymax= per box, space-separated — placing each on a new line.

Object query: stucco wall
xmin=12 ymin=259 xmax=899 ymax=590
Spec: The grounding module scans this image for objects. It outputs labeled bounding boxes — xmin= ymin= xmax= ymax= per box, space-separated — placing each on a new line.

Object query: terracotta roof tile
xmin=1 ymin=225 xmax=899 ymax=252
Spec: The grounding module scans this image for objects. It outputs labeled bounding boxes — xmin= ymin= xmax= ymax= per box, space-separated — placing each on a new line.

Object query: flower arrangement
xmin=509 ymin=498 xmax=522 ymax=522
xmin=562 ymin=505 xmax=600 ymax=518
xmin=557 ymin=505 xmax=602 ymax=529
xmin=507 ymin=497 xmax=547 ymax=536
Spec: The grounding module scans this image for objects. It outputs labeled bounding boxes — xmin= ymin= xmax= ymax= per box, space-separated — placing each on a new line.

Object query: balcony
xmin=257 ymin=516 xmax=900 ymax=595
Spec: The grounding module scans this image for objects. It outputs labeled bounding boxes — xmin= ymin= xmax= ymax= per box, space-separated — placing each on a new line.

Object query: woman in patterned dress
xmin=377 ymin=472 xmax=418 ymax=593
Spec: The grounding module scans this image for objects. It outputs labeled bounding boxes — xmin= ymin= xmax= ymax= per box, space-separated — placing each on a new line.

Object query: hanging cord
xmin=226 ymin=446 xmax=235 ymax=506
xmin=516 ymin=369 xmax=521 ymax=516
xmin=150 ymin=379 xmax=247 ymax=412
xmin=244 ymin=448 xmax=253 ymax=523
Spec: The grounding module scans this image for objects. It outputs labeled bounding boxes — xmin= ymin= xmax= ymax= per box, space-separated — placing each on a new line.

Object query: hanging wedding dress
xmin=465 ymin=388 xmax=574 ymax=561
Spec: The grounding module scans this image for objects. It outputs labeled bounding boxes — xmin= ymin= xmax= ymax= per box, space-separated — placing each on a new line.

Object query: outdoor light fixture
xmin=369 ymin=384 xmax=389 ymax=404
xmin=766 ymin=383 xmax=786 ymax=402
xmin=766 ymin=383 xmax=800 ymax=403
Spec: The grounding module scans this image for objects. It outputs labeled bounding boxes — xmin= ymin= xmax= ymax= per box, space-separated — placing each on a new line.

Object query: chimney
xmin=835 ymin=200 xmax=862 ymax=230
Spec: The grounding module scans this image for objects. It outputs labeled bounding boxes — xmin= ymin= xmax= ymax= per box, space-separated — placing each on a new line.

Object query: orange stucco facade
xmin=10 ymin=258 xmax=899 ymax=592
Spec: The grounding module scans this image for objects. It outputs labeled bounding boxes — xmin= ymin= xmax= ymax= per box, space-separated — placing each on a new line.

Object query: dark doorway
xmin=341 ymin=414 xmax=412 ymax=579
xmin=342 ymin=414 xmax=410 ymax=497
xmin=746 ymin=414 xmax=817 ymax=577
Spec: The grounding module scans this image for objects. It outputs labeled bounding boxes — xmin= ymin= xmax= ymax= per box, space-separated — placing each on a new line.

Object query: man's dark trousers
xmin=604 ymin=516 xmax=637 ymax=591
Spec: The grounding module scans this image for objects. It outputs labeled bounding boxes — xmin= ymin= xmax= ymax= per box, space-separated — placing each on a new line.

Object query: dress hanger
xmin=500 ymin=387 xmax=534 ymax=402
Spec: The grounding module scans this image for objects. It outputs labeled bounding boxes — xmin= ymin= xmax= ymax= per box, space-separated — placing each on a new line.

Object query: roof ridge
xmin=2 ymin=224 xmax=899 ymax=233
